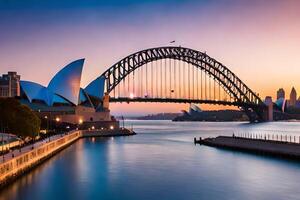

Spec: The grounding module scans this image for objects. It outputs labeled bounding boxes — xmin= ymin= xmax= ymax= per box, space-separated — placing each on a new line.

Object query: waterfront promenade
xmin=196 ymin=136 xmax=300 ymax=159
xmin=0 ymin=133 xmax=70 ymax=164
xmin=1 ymin=128 xmax=135 ymax=164
xmin=0 ymin=128 xmax=135 ymax=187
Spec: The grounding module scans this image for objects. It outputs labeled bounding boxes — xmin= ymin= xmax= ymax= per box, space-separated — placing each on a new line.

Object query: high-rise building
xmin=0 ymin=72 xmax=20 ymax=98
xmin=276 ymin=88 xmax=285 ymax=100
xmin=264 ymin=96 xmax=273 ymax=121
xmin=289 ymin=87 xmax=297 ymax=107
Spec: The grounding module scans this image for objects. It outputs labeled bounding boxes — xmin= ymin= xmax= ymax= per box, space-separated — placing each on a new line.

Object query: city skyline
xmin=1 ymin=0 xmax=300 ymax=115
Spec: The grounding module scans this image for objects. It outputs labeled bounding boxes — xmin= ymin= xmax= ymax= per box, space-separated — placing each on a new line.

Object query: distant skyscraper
xmin=296 ymin=98 xmax=300 ymax=108
xmin=289 ymin=87 xmax=297 ymax=107
xmin=0 ymin=72 xmax=20 ymax=98
xmin=264 ymin=96 xmax=273 ymax=106
xmin=264 ymin=96 xmax=273 ymax=121
xmin=276 ymin=88 xmax=285 ymax=100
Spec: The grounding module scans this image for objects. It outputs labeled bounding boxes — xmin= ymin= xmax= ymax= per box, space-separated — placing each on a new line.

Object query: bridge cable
xmin=156 ymin=61 xmax=158 ymax=98
xmin=169 ymin=58 xmax=172 ymax=98
xmin=192 ymin=65 xmax=195 ymax=99
xmin=208 ymin=75 xmax=211 ymax=100
xmin=160 ymin=59 xmax=162 ymax=98
xmin=146 ymin=62 xmax=148 ymax=97
xmin=174 ymin=59 xmax=176 ymax=98
xmin=151 ymin=61 xmax=153 ymax=97
xmin=219 ymin=81 xmax=221 ymax=101
xmin=139 ymin=65 xmax=141 ymax=97
xmin=118 ymin=73 xmax=120 ymax=98
xmin=201 ymin=68 xmax=203 ymax=99
xmin=188 ymin=63 xmax=191 ymax=99
xmin=133 ymin=70 xmax=135 ymax=97
xmin=128 ymin=69 xmax=130 ymax=96
xmin=173 ymin=59 xmax=175 ymax=98
xmin=178 ymin=60 xmax=181 ymax=98
xmin=165 ymin=59 xmax=167 ymax=98
xmin=113 ymin=71 xmax=115 ymax=98
xmin=214 ymin=78 xmax=216 ymax=101
xmin=183 ymin=61 xmax=185 ymax=98
xmin=196 ymin=66 xmax=199 ymax=99
xmin=123 ymin=72 xmax=125 ymax=97
xmin=204 ymin=70 xmax=207 ymax=100
xmin=142 ymin=65 xmax=144 ymax=97
xmin=113 ymin=69 xmax=116 ymax=98
xmin=140 ymin=64 xmax=142 ymax=97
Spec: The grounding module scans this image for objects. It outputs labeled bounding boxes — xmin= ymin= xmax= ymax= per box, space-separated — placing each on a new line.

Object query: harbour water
xmin=1 ymin=121 xmax=300 ymax=200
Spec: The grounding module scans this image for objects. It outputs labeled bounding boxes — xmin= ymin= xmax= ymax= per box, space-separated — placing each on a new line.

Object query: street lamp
xmin=55 ymin=117 xmax=61 ymax=136
xmin=8 ymin=134 xmax=10 ymax=152
xmin=19 ymin=138 xmax=21 ymax=153
xmin=44 ymin=115 xmax=50 ymax=142
xmin=32 ymin=132 xmax=35 ymax=150
xmin=77 ymin=119 xmax=83 ymax=131
xmin=1 ymin=134 xmax=4 ymax=162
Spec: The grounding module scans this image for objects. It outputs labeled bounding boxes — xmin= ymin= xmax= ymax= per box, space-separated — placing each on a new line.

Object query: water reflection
xmin=1 ymin=121 xmax=300 ymax=200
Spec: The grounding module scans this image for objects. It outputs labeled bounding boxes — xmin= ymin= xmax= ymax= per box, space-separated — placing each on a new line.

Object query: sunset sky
xmin=1 ymin=0 xmax=300 ymax=116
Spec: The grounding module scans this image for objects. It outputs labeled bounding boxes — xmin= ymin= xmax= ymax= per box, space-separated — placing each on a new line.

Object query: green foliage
xmin=0 ymin=98 xmax=40 ymax=138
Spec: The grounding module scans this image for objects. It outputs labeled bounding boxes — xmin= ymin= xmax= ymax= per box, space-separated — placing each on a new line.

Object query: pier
xmin=0 ymin=128 xmax=135 ymax=188
xmin=195 ymin=135 xmax=300 ymax=159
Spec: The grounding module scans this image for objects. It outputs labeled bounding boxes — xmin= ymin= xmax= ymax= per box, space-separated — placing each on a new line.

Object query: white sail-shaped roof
xmin=84 ymin=75 xmax=105 ymax=99
xmin=48 ymin=59 xmax=84 ymax=105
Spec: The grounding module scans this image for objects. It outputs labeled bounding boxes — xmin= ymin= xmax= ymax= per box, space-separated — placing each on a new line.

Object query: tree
xmin=0 ymin=98 xmax=40 ymax=138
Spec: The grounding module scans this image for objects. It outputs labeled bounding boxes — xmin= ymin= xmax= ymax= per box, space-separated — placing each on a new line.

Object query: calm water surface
xmin=1 ymin=121 xmax=300 ymax=200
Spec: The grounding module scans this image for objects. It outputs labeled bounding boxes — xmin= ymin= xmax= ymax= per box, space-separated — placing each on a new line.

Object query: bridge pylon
xmin=102 ymin=93 xmax=110 ymax=110
xmin=262 ymin=96 xmax=273 ymax=121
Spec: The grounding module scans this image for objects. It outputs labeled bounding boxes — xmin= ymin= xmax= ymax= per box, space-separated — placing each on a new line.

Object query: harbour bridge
xmin=90 ymin=46 xmax=269 ymax=122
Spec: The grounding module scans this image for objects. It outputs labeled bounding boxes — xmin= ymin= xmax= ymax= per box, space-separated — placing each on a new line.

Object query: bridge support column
xmin=263 ymin=96 xmax=273 ymax=121
xmin=103 ymin=93 xmax=110 ymax=110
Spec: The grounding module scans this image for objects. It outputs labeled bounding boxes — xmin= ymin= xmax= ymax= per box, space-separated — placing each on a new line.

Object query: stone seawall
xmin=0 ymin=131 xmax=81 ymax=187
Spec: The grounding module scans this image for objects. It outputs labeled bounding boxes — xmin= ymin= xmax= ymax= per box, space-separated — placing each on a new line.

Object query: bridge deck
xmin=110 ymin=97 xmax=265 ymax=108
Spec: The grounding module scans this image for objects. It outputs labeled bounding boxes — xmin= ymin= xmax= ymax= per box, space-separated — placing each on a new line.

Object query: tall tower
xmin=276 ymin=88 xmax=285 ymax=100
xmin=289 ymin=87 xmax=297 ymax=107
xmin=264 ymin=96 xmax=273 ymax=121
xmin=7 ymin=72 xmax=20 ymax=97
xmin=0 ymin=72 xmax=20 ymax=98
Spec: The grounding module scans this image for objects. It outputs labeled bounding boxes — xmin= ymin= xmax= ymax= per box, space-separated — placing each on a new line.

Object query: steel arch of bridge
xmin=100 ymin=46 xmax=266 ymax=121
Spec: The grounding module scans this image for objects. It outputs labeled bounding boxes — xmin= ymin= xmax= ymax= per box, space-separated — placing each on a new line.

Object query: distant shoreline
xmin=119 ymin=111 xmax=300 ymax=122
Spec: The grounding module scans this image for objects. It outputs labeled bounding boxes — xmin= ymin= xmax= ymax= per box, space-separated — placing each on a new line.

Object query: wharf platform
xmin=82 ymin=128 xmax=136 ymax=137
xmin=195 ymin=136 xmax=300 ymax=159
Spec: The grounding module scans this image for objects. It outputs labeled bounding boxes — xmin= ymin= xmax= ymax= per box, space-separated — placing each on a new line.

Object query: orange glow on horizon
xmin=110 ymin=102 xmax=237 ymax=116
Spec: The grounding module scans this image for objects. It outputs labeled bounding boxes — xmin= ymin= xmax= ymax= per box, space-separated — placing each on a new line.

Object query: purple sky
xmin=1 ymin=0 xmax=300 ymax=115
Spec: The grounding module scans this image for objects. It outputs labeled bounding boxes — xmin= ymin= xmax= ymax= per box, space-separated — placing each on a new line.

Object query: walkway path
xmin=0 ymin=132 xmax=72 ymax=164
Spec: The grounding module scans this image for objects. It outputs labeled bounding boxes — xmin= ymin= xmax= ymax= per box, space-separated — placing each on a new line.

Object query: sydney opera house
xmin=20 ymin=59 xmax=117 ymax=128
